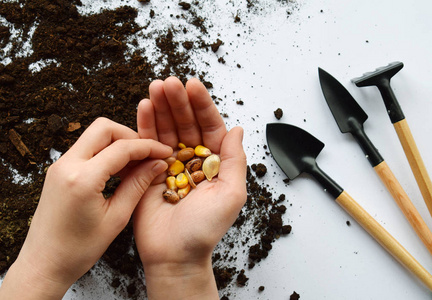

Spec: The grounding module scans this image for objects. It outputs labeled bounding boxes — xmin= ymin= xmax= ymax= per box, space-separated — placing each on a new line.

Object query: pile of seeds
xmin=163 ymin=143 xmax=220 ymax=203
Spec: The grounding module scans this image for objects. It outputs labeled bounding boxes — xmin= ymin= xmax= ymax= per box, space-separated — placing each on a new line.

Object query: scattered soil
xmin=1 ymin=0 xmax=299 ymax=298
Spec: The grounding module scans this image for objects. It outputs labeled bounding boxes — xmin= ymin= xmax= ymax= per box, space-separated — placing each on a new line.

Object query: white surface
xmin=3 ymin=0 xmax=432 ymax=299
xmin=228 ymin=0 xmax=432 ymax=299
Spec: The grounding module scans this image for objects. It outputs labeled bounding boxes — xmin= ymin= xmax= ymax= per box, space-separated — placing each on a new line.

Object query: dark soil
xmin=1 ymin=0 xmax=298 ymax=298
xmin=235 ymin=269 xmax=249 ymax=286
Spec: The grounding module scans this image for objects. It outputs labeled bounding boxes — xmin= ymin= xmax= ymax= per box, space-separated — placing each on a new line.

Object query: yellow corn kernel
xmin=178 ymin=184 xmax=191 ymax=199
xmin=178 ymin=142 xmax=186 ymax=149
xmin=166 ymin=176 xmax=177 ymax=191
xmin=167 ymin=160 xmax=184 ymax=176
xmin=175 ymin=173 xmax=189 ymax=189
xmin=194 ymin=145 xmax=212 ymax=157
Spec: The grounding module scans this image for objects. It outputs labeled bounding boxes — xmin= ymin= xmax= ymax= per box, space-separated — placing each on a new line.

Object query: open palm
xmin=133 ymin=77 xmax=247 ymax=268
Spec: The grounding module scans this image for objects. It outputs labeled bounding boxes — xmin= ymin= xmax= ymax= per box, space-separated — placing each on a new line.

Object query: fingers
xmin=149 ymin=80 xmax=178 ymax=148
xmin=163 ymin=77 xmax=202 ymax=147
xmin=137 ymin=99 xmax=158 ymax=141
xmin=68 ymin=117 xmax=139 ymax=159
xmin=145 ymin=77 xmax=226 ymax=152
xmin=186 ymin=78 xmax=227 ymax=153
xmin=218 ymin=126 xmax=247 ymax=211
xmin=107 ymin=159 xmax=168 ymax=222
xmin=89 ymin=139 xmax=173 ymax=180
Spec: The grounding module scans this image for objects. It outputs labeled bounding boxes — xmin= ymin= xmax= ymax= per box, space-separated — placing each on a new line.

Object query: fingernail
xmin=235 ymin=126 xmax=244 ymax=143
xmin=165 ymin=145 xmax=174 ymax=155
xmin=239 ymin=127 xmax=244 ymax=141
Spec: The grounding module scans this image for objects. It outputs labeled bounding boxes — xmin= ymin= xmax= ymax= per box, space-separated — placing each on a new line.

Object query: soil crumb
xmin=274 ymin=108 xmax=283 ymax=120
xmin=251 ymin=163 xmax=267 ymax=178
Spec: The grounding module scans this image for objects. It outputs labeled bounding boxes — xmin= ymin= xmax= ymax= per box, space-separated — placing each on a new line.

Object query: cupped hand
xmin=134 ymin=77 xmax=247 ymax=299
xmin=1 ymin=117 xmax=172 ymax=299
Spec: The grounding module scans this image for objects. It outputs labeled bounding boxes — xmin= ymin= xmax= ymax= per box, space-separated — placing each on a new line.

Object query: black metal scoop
xmin=318 ymin=68 xmax=383 ymax=167
xmin=266 ymin=123 xmax=342 ymax=198
xmin=265 ymin=122 xmax=432 ymax=290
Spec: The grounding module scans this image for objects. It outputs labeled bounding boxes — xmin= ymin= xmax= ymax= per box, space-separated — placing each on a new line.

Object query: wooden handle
xmin=336 ymin=191 xmax=432 ymax=290
xmin=394 ymin=119 xmax=432 ymax=218
xmin=374 ymin=161 xmax=432 ymax=256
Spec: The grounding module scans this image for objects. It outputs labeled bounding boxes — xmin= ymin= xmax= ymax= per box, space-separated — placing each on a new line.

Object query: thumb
xmin=107 ymin=159 xmax=168 ymax=222
xmin=218 ymin=126 xmax=247 ymax=212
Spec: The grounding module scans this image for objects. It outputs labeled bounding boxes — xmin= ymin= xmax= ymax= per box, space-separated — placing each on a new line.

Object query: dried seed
xmin=166 ymin=176 xmax=177 ymax=191
xmin=202 ymin=154 xmax=220 ymax=181
xmin=163 ymin=143 xmax=222 ymax=201
xmin=163 ymin=189 xmax=180 ymax=203
xmin=177 ymin=147 xmax=195 ymax=161
xmin=185 ymin=157 xmax=202 ymax=173
xmin=164 ymin=156 xmax=177 ymax=166
xmin=167 ymin=160 xmax=184 ymax=176
xmin=178 ymin=184 xmax=191 ymax=199
xmin=191 ymin=170 xmax=205 ymax=184
xmin=194 ymin=145 xmax=212 ymax=157
xmin=175 ymin=173 xmax=189 ymax=189
xmin=184 ymin=169 xmax=196 ymax=188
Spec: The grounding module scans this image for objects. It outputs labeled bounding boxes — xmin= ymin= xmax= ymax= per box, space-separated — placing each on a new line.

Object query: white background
xmin=223 ymin=0 xmax=432 ymax=299
xmin=3 ymin=0 xmax=432 ymax=299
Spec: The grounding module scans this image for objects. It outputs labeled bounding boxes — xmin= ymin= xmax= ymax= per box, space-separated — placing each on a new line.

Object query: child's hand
xmin=0 ymin=117 xmax=172 ymax=299
xmin=134 ymin=77 xmax=247 ymax=299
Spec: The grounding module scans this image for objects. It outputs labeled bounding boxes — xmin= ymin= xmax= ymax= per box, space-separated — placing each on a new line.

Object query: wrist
xmin=143 ymin=257 xmax=218 ymax=300
xmin=0 ymin=255 xmax=70 ymax=300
